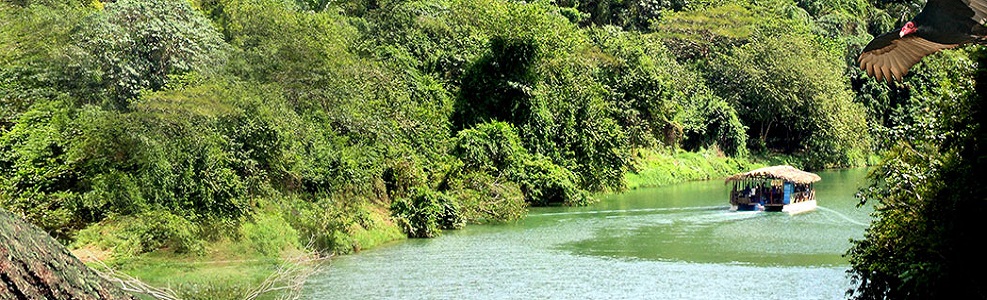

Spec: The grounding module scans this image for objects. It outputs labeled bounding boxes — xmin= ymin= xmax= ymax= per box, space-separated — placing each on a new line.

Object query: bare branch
xmin=242 ymin=240 xmax=332 ymax=300
xmin=90 ymin=260 xmax=181 ymax=300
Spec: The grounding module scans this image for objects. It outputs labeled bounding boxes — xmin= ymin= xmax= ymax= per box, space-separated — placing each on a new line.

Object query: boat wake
xmin=816 ymin=206 xmax=869 ymax=227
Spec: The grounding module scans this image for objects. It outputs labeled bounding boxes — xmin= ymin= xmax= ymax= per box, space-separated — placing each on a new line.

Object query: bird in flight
xmin=858 ymin=0 xmax=987 ymax=83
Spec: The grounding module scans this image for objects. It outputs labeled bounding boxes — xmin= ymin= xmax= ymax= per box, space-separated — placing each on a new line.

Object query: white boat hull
xmin=730 ymin=200 xmax=816 ymax=214
xmin=781 ymin=199 xmax=817 ymax=214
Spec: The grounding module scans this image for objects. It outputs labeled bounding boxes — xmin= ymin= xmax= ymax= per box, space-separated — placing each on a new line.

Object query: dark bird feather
xmin=859 ymin=0 xmax=987 ymax=83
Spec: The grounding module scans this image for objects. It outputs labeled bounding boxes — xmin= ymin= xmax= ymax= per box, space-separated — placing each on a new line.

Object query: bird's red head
xmin=899 ymin=21 xmax=917 ymax=38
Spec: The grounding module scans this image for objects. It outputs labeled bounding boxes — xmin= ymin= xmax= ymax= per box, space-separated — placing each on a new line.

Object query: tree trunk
xmin=0 ymin=209 xmax=136 ymax=300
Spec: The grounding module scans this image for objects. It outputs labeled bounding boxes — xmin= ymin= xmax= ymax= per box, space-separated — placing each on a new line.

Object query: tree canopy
xmin=3 ymin=1 xmax=981 ymax=297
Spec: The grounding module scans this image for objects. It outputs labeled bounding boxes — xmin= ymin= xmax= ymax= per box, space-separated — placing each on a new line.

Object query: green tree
xmin=451 ymin=121 xmax=591 ymax=206
xmin=0 ymin=3 xmax=94 ymax=124
xmin=0 ymin=99 xmax=82 ymax=238
xmin=75 ymin=0 xmax=228 ymax=109
xmin=678 ymin=94 xmax=748 ymax=157
xmin=391 ymin=187 xmax=463 ymax=238
xmin=553 ymin=0 xmax=686 ymax=31
xmin=589 ymin=26 xmax=683 ymax=149
xmin=707 ymin=32 xmax=869 ymax=168
xmin=453 ymin=121 xmax=528 ymax=175
xmin=454 ymin=35 xmax=540 ymax=129
xmin=653 ymin=4 xmax=757 ymax=61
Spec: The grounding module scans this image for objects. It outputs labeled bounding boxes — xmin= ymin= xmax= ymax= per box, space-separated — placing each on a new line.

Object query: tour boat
xmin=725 ymin=165 xmax=821 ymax=214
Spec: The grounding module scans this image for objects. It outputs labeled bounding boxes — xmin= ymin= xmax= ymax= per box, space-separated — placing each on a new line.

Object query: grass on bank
xmin=624 ymin=147 xmax=880 ymax=190
xmin=624 ymin=147 xmax=764 ymax=190
xmin=70 ymin=200 xmax=405 ymax=300
xmin=101 ymin=249 xmax=281 ymax=300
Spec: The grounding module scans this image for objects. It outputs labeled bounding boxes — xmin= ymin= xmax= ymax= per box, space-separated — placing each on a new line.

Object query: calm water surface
xmin=304 ymin=168 xmax=873 ymax=299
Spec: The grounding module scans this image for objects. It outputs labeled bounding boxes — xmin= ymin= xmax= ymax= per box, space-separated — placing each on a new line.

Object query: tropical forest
xmin=1 ymin=0 xmax=984 ymax=298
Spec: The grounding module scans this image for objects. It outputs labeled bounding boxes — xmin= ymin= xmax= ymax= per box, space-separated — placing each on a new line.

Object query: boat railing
xmin=731 ymin=185 xmax=790 ymax=206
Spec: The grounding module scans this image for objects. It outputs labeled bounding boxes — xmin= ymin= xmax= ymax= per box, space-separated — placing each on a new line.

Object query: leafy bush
xmin=512 ymin=55 xmax=629 ymax=192
xmin=795 ymin=0 xmax=868 ymax=17
xmin=0 ymin=99 xmax=83 ymax=238
xmin=451 ymin=121 xmax=597 ymax=207
xmin=381 ymin=158 xmax=428 ymax=201
xmin=391 ymin=187 xmax=463 ymax=238
xmin=453 ymin=121 xmax=527 ymax=174
xmin=679 ymin=94 xmax=748 ymax=157
xmin=554 ymin=0 xmax=685 ymax=31
xmin=284 ymin=196 xmax=363 ymax=253
xmin=509 ymin=156 xmax=592 ymax=206
xmin=454 ymin=35 xmax=540 ymax=129
xmin=239 ymin=211 xmax=300 ymax=257
xmin=443 ymin=171 xmax=527 ymax=223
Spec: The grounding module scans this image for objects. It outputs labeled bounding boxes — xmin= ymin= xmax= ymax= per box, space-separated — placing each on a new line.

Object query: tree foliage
xmin=75 ymin=0 xmax=228 ymax=109
xmin=846 ymin=45 xmax=985 ymax=300
xmin=0 ymin=0 xmax=967 ymax=297
xmin=708 ymin=32 xmax=869 ymax=168
xmin=1 ymin=0 xmax=902 ymax=258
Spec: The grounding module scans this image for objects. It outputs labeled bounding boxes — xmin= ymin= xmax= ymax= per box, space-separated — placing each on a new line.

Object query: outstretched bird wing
xmin=858 ymin=0 xmax=987 ymax=83
xmin=858 ymin=31 xmax=958 ymax=83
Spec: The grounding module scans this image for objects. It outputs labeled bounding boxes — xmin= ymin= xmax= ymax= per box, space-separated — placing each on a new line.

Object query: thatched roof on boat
xmin=724 ymin=165 xmax=821 ymax=184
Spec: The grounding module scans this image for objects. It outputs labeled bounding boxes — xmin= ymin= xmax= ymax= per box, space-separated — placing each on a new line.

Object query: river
xmin=304 ymin=168 xmax=873 ymax=299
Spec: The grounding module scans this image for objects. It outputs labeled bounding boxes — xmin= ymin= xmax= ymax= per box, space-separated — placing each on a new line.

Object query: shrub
xmin=508 ymin=156 xmax=592 ymax=206
xmin=391 ymin=187 xmax=463 ymax=238
xmin=679 ymin=94 xmax=749 ymax=157
xmin=453 ymin=121 xmax=527 ymax=174
xmin=444 ymin=170 xmax=527 ymax=223
xmin=239 ymin=211 xmax=300 ymax=257
xmin=283 ymin=196 xmax=359 ymax=253
xmin=0 ymin=99 xmax=83 ymax=238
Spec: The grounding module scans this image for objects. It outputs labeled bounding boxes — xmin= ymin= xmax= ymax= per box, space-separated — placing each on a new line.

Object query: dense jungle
xmin=2 ymin=0 xmax=984 ymax=298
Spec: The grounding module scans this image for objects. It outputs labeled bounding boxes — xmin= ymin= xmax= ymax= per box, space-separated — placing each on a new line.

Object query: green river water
xmin=304 ymin=168 xmax=873 ymax=299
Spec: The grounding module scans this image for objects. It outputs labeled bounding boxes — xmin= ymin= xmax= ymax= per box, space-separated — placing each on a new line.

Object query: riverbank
xmin=69 ymin=201 xmax=404 ymax=299
xmin=75 ymin=243 xmax=333 ymax=300
xmin=624 ymin=148 xmax=765 ymax=190
xmin=66 ymin=147 xmax=779 ymax=298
